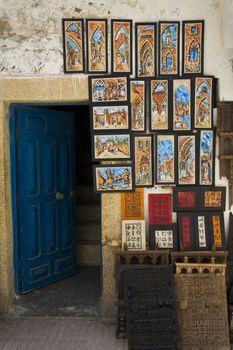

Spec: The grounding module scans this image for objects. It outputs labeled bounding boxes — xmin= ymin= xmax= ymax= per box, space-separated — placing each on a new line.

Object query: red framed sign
xmin=178 ymin=213 xmax=195 ymax=251
xmin=148 ymin=194 xmax=172 ymax=225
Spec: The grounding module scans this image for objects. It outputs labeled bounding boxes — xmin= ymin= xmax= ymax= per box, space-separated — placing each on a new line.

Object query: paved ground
xmin=0 ymin=317 xmax=126 ymax=350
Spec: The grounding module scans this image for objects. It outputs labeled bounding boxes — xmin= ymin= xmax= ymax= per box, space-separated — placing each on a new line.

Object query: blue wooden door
xmin=17 ymin=107 xmax=76 ymax=293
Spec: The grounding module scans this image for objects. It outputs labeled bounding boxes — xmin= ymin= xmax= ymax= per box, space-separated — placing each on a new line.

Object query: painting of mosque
xmin=89 ymin=75 xmax=128 ymax=103
xmin=92 ymin=134 xmax=131 ymax=160
xmin=94 ymin=165 xmax=134 ymax=192
xmin=173 ymin=79 xmax=191 ymax=131
xmin=199 ymin=130 xmax=214 ymax=185
xmin=62 ymin=19 xmax=85 ymax=73
xmin=135 ymin=23 xmax=156 ymax=78
xmin=156 ymin=135 xmax=175 ymax=184
xmin=182 ymin=20 xmax=204 ymax=75
xmin=150 ymin=79 xmax=169 ymax=130
xmin=91 ymin=105 xmax=129 ymax=131
xmin=111 ymin=20 xmax=132 ymax=73
xmin=178 ymin=134 xmax=196 ymax=185
xmin=194 ymin=77 xmax=213 ymax=129
xmin=133 ymin=134 xmax=153 ymax=187
xmin=130 ymin=80 xmax=146 ymax=131
xmin=159 ymin=21 xmax=180 ymax=76
xmin=86 ymin=19 xmax=108 ymax=73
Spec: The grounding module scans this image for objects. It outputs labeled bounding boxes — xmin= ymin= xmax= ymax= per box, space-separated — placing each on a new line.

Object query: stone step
xmin=76 ymin=222 xmax=101 ymax=241
xmin=77 ymin=244 xmax=101 ymax=266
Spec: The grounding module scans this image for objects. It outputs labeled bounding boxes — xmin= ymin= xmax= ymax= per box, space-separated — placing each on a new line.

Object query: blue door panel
xmin=17 ymin=107 xmax=76 ymax=293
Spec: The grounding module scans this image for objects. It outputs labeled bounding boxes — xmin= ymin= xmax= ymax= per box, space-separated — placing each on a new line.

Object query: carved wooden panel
xmin=121 ymin=188 xmax=144 ymax=220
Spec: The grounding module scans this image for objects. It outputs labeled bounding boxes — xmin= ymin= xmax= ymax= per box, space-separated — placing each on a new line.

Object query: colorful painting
xmin=173 ymin=79 xmax=191 ymax=131
xmin=199 ymin=130 xmax=214 ymax=185
xmin=209 ymin=212 xmax=226 ymax=250
xmin=178 ymin=213 xmax=195 ymax=250
xmin=148 ymin=194 xmax=172 ymax=225
xmin=130 ymin=80 xmax=146 ymax=131
xmin=133 ymin=134 xmax=153 ymax=187
xmin=194 ymin=77 xmax=213 ymax=129
xmin=173 ymin=187 xmax=199 ymax=211
xmin=89 ymin=75 xmax=128 ymax=103
xmin=121 ymin=188 xmax=144 ymax=220
xmin=122 ymin=220 xmax=146 ymax=251
xmin=156 ymin=135 xmax=175 ymax=184
xmin=86 ymin=19 xmax=108 ymax=73
xmin=92 ymin=134 xmax=130 ymax=161
xmin=159 ymin=21 xmax=180 ymax=76
xmin=135 ymin=23 xmax=156 ymax=78
xmin=93 ymin=165 xmax=134 ymax=192
xmin=62 ymin=19 xmax=85 ymax=73
xmin=182 ymin=20 xmax=204 ymax=75
xmin=149 ymin=224 xmax=177 ymax=250
xmin=201 ymin=187 xmax=226 ymax=211
xmin=212 ymin=215 xmax=222 ymax=248
xmin=91 ymin=105 xmax=129 ymax=131
xmin=178 ymin=134 xmax=196 ymax=185
xmin=111 ymin=20 xmax=132 ymax=74
xmin=150 ymin=79 xmax=169 ymax=131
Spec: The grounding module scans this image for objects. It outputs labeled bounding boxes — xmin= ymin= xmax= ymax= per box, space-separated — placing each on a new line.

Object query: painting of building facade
xmin=194 ymin=77 xmax=213 ymax=129
xmin=150 ymin=79 xmax=169 ymax=131
xmin=130 ymin=80 xmax=146 ymax=131
xmin=111 ymin=20 xmax=132 ymax=73
xmin=91 ymin=105 xmax=129 ymax=131
xmin=159 ymin=21 xmax=180 ymax=76
xmin=135 ymin=23 xmax=156 ymax=78
xmin=134 ymin=134 xmax=153 ymax=187
xmin=156 ymin=135 xmax=175 ymax=184
xmin=199 ymin=130 xmax=214 ymax=185
xmin=173 ymin=79 xmax=191 ymax=131
xmin=92 ymin=134 xmax=130 ymax=160
xmin=178 ymin=134 xmax=196 ymax=185
xmin=94 ymin=165 xmax=134 ymax=192
xmin=89 ymin=76 xmax=128 ymax=103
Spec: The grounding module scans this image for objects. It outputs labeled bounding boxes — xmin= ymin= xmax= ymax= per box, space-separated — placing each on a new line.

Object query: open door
xmin=15 ymin=107 xmax=76 ymax=293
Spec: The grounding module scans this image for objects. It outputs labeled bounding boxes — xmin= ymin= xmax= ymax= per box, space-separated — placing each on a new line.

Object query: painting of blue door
xmin=14 ymin=107 xmax=76 ymax=293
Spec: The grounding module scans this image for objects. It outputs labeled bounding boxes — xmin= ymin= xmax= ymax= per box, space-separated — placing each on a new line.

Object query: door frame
xmin=9 ymin=102 xmax=95 ymax=295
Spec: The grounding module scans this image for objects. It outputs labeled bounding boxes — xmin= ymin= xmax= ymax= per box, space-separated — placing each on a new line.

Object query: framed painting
xmin=86 ymin=19 xmax=108 ymax=74
xmin=133 ymin=134 xmax=154 ymax=187
xmin=90 ymin=103 xmax=130 ymax=132
xmin=193 ymin=213 xmax=210 ymax=251
xmin=89 ymin=75 xmax=129 ymax=103
xmin=193 ymin=76 xmax=213 ymax=129
xmin=200 ymin=186 xmax=226 ymax=211
xmin=92 ymin=133 xmax=131 ymax=161
xmin=148 ymin=194 xmax=172 ymax=225
xmin=93 ymin=164 xmax=134 ymax=193
xmin=121 ymin=188 xmax=144 ymax=220
xmin=173 ymin=187 xmax=200 ymax=211
xmin=199 ymin=130 xmax=215 ymax=185
xmin=135 ymin=23 xmax=157 ymax=78
xmin=172 ymin=78 xmax=192 ymax=131
xmin=156 ymin=134 xmax=176 ymax=185
xmin=62 ymin=18 xmax=85 ymax=73
xmin=208 ymin=212 xmax=226 ymax=251
xmin=149 ymin=79 xmax=170 ymax=131
xmin=149 ymin=224 xmax=178 ymax=251
xmin=122 ymin=220 xmax=146 ymax=251
xmin=177 ymin=213 xmax=195 ymax=251
xmin=177 ymin=133 xmax=197 ymax=185
xmin=111 ymin=19 xmax=133 ymax=74
xmin=158 ymin=21 xmax=180 ymax=77
xmin=130 ymin=79 xmax=146 ymax=132
xmin=182 ymin=20 xmax=204 ymax=76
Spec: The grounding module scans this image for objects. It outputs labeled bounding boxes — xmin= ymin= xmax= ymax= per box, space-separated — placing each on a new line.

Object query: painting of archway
xmin=111 ymin=20 xmax=132 ymax=73
xmin=130 ymin=80 xmax=146 ymax=131
xmin=194 ymin=77 xmax=213 ymax=128
xmin=133 ymin=134 xmax=153 ymax=187
xmin=136 ymin=23 xmax=156 ymax=77
xmin=150 ymin=79 xmax=169 ymax=130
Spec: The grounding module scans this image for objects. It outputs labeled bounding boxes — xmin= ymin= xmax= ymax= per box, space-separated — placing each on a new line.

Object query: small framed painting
xmin=173 ymin=187 xmax=200 ymax=212
xmin=199 ymin=130 xmax=215 ymax=185
xmin=200 ymin=186 xmax=226 ymax=211
xmin=148 ymin=194 xmax=172 ymax=225
xmin=208 ymin=212 xmax=226 ymax=251
xmin=158 ymin=21 xmax=180 ymax=77
xmin=177 ymin=133 xmax=197 ymax=185
xmin=182 ymin=20 xmax=204 ymax=76
xmin=89 ymin=75 xmax=129 ymax=104
xmin=62 ymin=18 xmax=85 ymax=73
xmin=177 ymin=213 xmax=195 ymax=251
xmin=86 ymin=19 xmax=108 ymax=74
xmin=90 ymin=104 xmax=130 ymax=132
xmin=135 ymin=23 xmax=157 ymax=78
xmin=92 ymin=133 xmax=131 ymax=161
xmin=156 ymin=134 xmax=176 ymax=185
xmin=121 ymin=188 xmax=144 ymax=220
xmin=149 ymin=79 xmax=170 ymax=131
xmin=93 ymin=164 xmax=134 ymax=193
xmin=133 ymin=134 xmax=154 ymax=187
xmin=130 ymin=79 xmax=146 ymax=132
xmin=193 ymin=213 xmax=210 ymax=251
xmin=172 ymin=78 xmax=192 ymax=131
xmin=149 ymin=224 xmax=178 ymax=251
xmin=193 ymin=76 xmax=213 ymax=129
xmin=111 ymin=19 xmax=133 ymax=74
xmin=122 ymin=220 xmax=146 ymax=251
